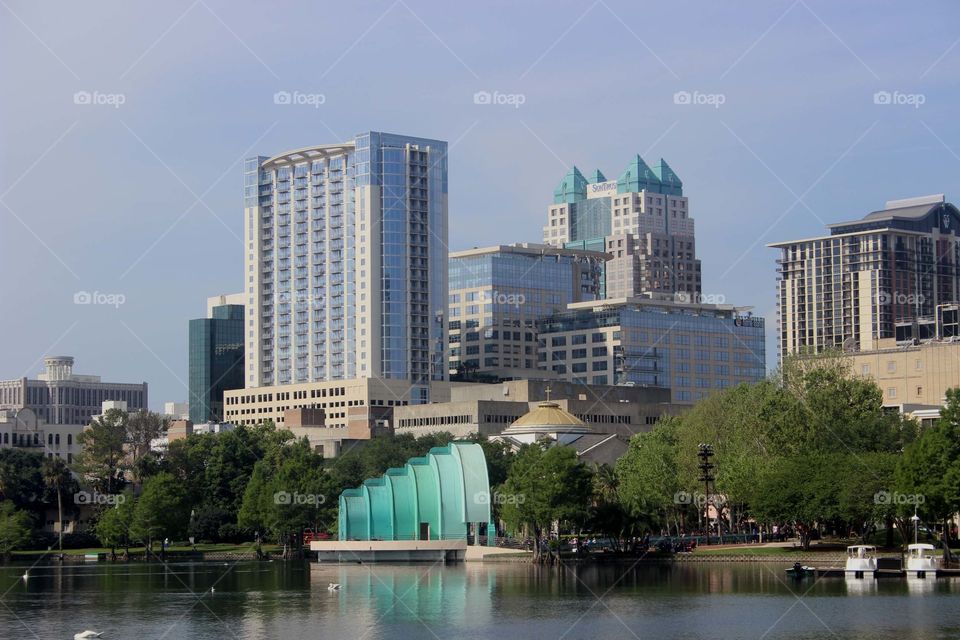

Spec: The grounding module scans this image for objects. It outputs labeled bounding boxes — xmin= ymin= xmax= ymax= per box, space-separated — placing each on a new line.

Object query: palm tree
xmin=591 ymin=463 xmax=619 ymax=506
xmin=42 ymin=457 xmax=72 ymax=553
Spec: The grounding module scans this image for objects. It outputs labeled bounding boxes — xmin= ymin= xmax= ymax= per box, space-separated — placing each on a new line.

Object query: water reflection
xmin=4 ymin=561 xmax=960 ymax=639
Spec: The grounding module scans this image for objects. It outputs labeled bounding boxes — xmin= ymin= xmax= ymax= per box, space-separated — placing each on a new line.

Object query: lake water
xmin=3 ymin=560 xmax=960 ymax=639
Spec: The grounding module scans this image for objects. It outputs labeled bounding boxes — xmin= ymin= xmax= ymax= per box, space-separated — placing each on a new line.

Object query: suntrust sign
xmin=586 ymin=180 xmax=618 ymax=199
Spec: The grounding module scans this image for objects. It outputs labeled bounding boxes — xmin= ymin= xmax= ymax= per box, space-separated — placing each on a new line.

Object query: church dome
xmin=501 ymin=401 xmax=593 ymax=436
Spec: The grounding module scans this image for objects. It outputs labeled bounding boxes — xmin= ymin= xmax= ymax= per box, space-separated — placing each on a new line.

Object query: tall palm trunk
xmin=56 ymin=487 xmax=63 ymax=552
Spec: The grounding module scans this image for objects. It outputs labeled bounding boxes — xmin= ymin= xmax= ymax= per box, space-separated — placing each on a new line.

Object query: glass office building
xmin=189 ymin=303 xmax=244 ymax=423
xmin=244 ymin=132 xmax=448 ymax=404
xmin=448 ymin=244 xmax=605 ymax=378
xmin=538 ymin=299 xmax=766 ymax=403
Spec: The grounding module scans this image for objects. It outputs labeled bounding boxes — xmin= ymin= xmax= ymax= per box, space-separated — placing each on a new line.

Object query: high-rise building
xmin=537 ymin=298 xmax=766 ymax=403
xmin=770 ymin=194 xmax=960 ymax=358
xmin=188 ymin=295 xmax=245 ymax=423
xmin=447 ymin=243 xmax=606 ymax=379
xmin=0 ymin=356 xmax=147 ymax=425
xmin=244 ymin=132 xmax=448 ymax=405
xmin=543 ymin=156 xmax=701 ymax=299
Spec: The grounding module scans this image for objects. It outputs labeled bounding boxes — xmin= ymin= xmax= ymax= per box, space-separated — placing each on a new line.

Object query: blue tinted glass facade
xmin=357 ymin=132 xmax=448 ymax=390
xmin=189 ymin=304 xmax=244 ymax=422
xmin=538 ymin=304 xmax=765 ymax=402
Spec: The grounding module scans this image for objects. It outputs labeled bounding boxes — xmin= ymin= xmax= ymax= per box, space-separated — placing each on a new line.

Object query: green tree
xmin=126 ymin=410 xmax=167 ymax=464
xmin=238 ymin=438 xmax=334 ymax=553
xmin=76 ymin=408 xmax=129 ymax=493
xmin=94 ymin=490 xmax=135 ymax=558
xmin=895 ymin=388 xmax=960 ymax=542
xmin=752 ymin=453 xmax=845 ymax=549
xmin=130 ymin=472 xmax=189 ymax=556
xmin=498 ymin=443 xmax=593 ymax=560
xmin=41 ymin=457 xmax=75 ymax=552
xmin=616 ymin=421 xmax=681 ymax=533
xmin=0 ymin=449 xmax=44 ymax=511
xmin=0 ymin=501 xmax=32 ymax=557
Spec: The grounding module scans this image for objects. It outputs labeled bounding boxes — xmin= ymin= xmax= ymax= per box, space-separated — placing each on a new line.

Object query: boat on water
xmin=845 ymin=545 xmax=877 ymax=578
xmin=784 ymin=562 xmax=815 ymax=578
xmin=906 ymin=543 xmax=939 ymax=578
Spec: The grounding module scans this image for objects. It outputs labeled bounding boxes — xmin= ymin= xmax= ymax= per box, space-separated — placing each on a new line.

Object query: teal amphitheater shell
xmin=338 ymin=441 xmax=492 ymax=541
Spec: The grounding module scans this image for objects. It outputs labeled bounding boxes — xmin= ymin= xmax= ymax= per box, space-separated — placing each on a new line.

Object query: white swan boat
xmin=906 ymin=543 xmax=939 ymax=578
xmin=845 ymin=545 xmax=877 ymax=578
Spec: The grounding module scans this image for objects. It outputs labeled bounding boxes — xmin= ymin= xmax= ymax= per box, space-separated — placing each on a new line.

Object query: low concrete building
xmin=394 ymin=379 xmax=678 ymax=440
xmin=0 ymin=355 xmax=147 ymax=425
xmin=0 ymin=408 xmax=84 ymax=464
xmin=845 ymin=338 xmax=960 ymax=410
xmin=163 ymin=402 xmax=190 ymax=420
xmin=281 ymin=407 xmax=379 ymax=459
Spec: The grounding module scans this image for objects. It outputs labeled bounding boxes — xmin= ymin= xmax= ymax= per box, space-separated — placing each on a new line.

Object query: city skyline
xmin=3 ymin=2 xmax=960 ymax=408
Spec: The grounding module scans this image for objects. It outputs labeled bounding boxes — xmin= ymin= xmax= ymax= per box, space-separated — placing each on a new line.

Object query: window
xmin=861 ymin=364 xmax=869 ymax=375
xmin=886 ymin=361 xmax=896 ymax=373
xmin=887 ymin=387 xmax=897 ymax=398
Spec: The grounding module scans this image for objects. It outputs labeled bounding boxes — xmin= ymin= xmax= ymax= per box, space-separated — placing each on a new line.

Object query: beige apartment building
xmin=770 ymin=195 xmax=960 ymax=358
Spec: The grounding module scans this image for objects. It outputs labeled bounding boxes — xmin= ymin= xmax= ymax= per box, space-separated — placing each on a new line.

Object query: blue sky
xmin=2 ymin=0 xmax=959 ymax=409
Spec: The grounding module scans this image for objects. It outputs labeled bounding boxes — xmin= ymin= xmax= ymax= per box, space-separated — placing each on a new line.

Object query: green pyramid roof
xmin=617 ymin=154 xmax=662 ymax=194
xmin=652 ymin=158 xmax=682 ymax=196
xmin=553 ymin=166 xmax=588 ymax=204
xmin=587 ymin=169 xmax=607 ymax=183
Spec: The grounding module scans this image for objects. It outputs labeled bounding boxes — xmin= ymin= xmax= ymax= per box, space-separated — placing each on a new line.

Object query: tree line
xmin=3 ymin=354 xmax=960 ymax=559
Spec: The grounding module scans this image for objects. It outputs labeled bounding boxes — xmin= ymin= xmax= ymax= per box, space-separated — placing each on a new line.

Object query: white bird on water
xmin=74 ymin=632 xmax=102 ymax=639
xmin=328 ymin=583 xmax=341 ymax=591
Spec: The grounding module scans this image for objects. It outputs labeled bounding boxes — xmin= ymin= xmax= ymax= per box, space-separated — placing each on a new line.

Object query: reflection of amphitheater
xmin=312 ymin=442 xmax=494 ymax=562
xmin=310 ymin=563 xmax=497 ymax=627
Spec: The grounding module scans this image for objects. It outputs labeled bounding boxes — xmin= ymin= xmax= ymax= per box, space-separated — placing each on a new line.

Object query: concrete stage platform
xmin=311 ymin=539 xmax=468 ymax=563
